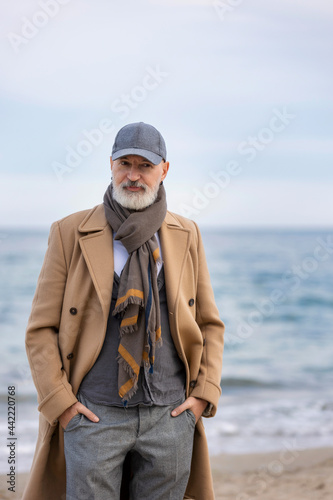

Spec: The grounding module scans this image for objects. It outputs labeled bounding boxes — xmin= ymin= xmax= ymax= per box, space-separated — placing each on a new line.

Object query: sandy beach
xmin=211 ymin=447 xmax=333 ymax=500
xmin=1 ymin=447 xmax=332 ymax=499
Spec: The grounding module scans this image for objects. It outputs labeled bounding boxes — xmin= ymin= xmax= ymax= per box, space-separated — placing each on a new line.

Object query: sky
xmin=1 ymin=0 xmax=332 ymax=228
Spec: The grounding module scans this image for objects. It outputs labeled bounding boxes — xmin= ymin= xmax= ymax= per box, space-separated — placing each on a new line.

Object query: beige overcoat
xmin=23 ymin=204 xmax=224 ymax=500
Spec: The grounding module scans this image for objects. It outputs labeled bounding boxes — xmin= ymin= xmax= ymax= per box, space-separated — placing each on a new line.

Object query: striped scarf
xmin=103 ymin=182 xmax=167 ymax=404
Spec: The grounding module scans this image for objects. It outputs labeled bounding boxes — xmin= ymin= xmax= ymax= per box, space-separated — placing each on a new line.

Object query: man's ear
xmin=110 ymin=156 xmax=113 ymax=172
xmin=161 ymin=161 xmax=170 ymax=181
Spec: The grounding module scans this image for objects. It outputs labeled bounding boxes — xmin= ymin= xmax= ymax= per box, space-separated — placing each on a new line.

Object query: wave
xmin=221 ymin=377 xmax=283 ymax=389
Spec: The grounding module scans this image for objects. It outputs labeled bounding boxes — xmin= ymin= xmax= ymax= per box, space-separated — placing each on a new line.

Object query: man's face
xmin=110 ymin=155 xmax=169 ymax=210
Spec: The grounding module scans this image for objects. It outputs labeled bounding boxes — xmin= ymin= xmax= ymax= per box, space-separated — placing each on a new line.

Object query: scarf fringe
xmin=156 ymin=336 xmax=163 ymax=348
xmin=112 ymin=295 xmax=144 ymax=316
xmin=143 ymin=335 xmax=163 ymax=360
xmin=119 ymin=324 xmax=138 ymax=335
xmin=117 ymin=356 xmax=139 ymax=399
xmin=117 ymin=355 xmax=138 ymax=379
xmin=122 ymin=384 xmax=139 ymax=402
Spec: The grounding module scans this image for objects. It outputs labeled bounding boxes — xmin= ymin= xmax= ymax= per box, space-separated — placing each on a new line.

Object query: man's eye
xmin=142 ymin=163 xmax=152 ymax=168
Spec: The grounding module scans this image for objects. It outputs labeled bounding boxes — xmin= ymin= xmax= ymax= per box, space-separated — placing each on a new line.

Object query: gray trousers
xmin=64 ymin=392 xmax=196 ymax=500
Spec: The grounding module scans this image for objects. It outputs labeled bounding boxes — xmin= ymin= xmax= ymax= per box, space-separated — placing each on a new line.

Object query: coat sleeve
xmin=25 ymin=222 xmax=78 ymax=425
xmin=189 ymin=222 xmax=225 ymax=417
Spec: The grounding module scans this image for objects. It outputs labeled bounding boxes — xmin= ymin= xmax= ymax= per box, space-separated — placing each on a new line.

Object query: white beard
xmin=112 ymin=180 xmax=160 ymax=210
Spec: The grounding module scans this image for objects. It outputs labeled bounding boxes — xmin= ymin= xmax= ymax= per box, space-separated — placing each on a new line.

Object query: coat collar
xmin=78 ymin=204 xmax=109 ymax=233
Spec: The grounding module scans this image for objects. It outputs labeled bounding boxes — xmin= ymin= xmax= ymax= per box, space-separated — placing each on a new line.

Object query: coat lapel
xmin=78 ymin=204 xmax=114 ymax=323
xmin=159 ymin=212 xmax=191 ymax=314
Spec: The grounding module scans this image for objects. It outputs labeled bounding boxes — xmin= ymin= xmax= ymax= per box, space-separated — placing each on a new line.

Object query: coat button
xmin=188 ymin=298 xmax=195 ymax=307
xmin=189 ymin=380 xmax=197 ymax=388
xmin=70 ymin=307 xmax=77 ymax=315
xmin=67 ymin=353 xmax=74 ymax=360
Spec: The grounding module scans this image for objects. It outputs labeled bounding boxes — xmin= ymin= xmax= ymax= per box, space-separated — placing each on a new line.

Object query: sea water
xmin=0 ymin=227 xmax=332 ymax=472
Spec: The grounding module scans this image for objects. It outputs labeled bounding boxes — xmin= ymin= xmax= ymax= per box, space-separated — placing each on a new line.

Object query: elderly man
xmin=23 ymin=122 xmax=224 ymax=500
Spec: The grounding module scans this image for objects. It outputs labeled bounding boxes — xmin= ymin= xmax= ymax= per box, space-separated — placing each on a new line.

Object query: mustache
xmin=121 ymin=180 xmax=146 ymax=191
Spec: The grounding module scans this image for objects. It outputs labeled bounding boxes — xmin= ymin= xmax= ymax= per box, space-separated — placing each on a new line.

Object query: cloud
xmin=1 ymin=0 xmax=332 ymax=108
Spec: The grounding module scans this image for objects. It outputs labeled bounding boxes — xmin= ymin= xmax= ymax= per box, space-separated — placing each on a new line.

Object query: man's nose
xmin=127 ymin=167 xmax=140 ymax=181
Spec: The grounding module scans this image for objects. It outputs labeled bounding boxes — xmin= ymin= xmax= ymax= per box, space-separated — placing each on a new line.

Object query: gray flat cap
xmin=112 ymin=122 xmax=167 ymax=165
